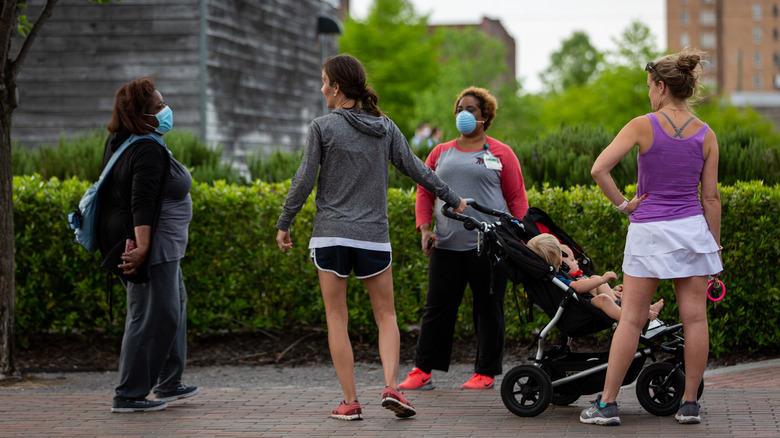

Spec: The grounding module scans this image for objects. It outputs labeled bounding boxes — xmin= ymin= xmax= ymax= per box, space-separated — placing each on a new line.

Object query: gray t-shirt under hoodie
xmin=276 ymin=108 xmax=460 ymax=247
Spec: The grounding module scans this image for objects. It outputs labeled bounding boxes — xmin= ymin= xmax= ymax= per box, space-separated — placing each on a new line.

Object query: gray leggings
xmin=115 ymin=260 xmax=187 ymax=400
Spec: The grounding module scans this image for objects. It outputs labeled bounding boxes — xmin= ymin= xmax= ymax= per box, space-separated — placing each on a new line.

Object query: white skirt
xmin=623 ymin=215 xmax=723 ymax=279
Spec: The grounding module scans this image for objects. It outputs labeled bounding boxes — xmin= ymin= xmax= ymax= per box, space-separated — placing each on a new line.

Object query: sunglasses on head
xmin=645 ymin=62 xmax=665 ymax=82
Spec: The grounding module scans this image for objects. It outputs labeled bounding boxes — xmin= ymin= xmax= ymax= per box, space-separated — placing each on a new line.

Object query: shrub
xmin=12 ymin=130 xmax=245 ymax=185
xmin=11 ymin=176 xmax=780 ymax=356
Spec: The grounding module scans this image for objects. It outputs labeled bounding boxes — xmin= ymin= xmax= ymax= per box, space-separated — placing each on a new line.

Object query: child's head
xmin=526 ymin=233 xmax=562 ymax=270
xmin=560 ymin=244 xmax=579 ymax=274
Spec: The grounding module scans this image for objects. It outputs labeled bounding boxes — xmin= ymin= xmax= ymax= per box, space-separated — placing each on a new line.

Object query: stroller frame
xmin=442 ymin=199 xmax=703 ymax=418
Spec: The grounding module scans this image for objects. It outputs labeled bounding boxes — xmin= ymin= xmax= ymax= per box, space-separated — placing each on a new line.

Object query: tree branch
xmin=0 ymin=0 xmax=22 ymax=75
xmin=11 ymin=0 xmax=60 ymax=79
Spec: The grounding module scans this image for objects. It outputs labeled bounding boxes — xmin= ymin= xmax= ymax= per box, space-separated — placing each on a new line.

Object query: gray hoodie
xmin=276 ymin=108 xmax=460 ymax=244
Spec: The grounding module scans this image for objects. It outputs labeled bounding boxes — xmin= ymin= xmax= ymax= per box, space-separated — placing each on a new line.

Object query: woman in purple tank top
xmin=581 ymin=48 xmax=723 ymax=427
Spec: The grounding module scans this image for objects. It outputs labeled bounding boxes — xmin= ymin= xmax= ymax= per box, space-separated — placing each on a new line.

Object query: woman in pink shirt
xmin=399 ymin=87 xmax=528 ymax=391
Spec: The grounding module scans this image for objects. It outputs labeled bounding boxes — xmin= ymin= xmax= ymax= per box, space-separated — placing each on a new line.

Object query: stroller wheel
xmin=663 ymin=358 xmax=705 ymax=400
xmin=636 ymin=362 xmax=685 ymax=416
xmin=550 ymin=392 xmax=580 ymax=406
xmin=500 ymin=365 xmax=552 ymax=417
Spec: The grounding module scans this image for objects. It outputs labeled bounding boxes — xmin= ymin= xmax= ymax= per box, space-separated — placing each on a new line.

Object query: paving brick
xmin=2 ymin=360 xmax=780 ymax=436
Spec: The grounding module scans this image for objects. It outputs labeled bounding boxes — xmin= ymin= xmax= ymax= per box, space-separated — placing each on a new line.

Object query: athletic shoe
xmin=580 ymin=394 xmax=621 ymax=426
xmin=461 ymin=373 xmax=494 ymax=389
xmin=331 ymin=400 xmax=362 ymax=421
xmin=381 ymin=387 xmax=416 ymax=418
xmin=154 ymin=384 xmax=200 ymax=402
xmin=398 ymin=367 xmax=435 ymax=390
xmin=111 ymin=398 xmax=168 ymax=413
xmin=675 ymin=401 xmax=701 ymax=424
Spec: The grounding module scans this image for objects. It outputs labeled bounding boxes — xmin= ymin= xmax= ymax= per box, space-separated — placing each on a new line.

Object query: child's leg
xmin=588 ymin=275 xmax=619 ymax=301
xmin=648 ymin=299 xmax=665 ymax=320
xmin=590 ymin=294 xmax=622 ymax=321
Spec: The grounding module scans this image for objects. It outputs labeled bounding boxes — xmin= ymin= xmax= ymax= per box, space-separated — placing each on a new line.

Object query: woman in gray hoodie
xmin=275 ymin=54 xmax=466 ymax=421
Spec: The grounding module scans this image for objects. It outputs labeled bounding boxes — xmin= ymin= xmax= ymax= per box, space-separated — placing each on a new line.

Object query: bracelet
xmin=614 ymin=198 xmax=630 ymax=214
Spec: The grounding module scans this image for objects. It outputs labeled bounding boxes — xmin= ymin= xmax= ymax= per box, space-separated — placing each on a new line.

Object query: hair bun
xmin=676 ymin=48 xmax=702 ymax=72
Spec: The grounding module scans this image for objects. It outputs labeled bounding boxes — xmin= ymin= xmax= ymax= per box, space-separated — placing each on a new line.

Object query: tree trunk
xmin=0 ymin=69 xmax=19 ymax=380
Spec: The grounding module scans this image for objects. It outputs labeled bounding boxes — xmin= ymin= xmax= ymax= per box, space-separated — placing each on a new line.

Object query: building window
xmin=774 ymin=5 xmax=778 ymax=17
xmin=703 ymin=54 xmax=716 ymax=72
xmin=754 ymin=27 xmax=763 ymax=43
xmin=681 ymin=33 xmax=691 ymax=47
xmin=700 ymin=32 xmax=717 ymax=49
xmin=754 ymin=73 xmax=763 ymax=89
xmin=774 ymin=52 xmax=780 ymax=68
xmin=700 ymin=9 xmax=716 ymax=26
xmin=753 ymin=4 xmax=762 ymax=20
xmin=754 ymin=51 xmax=762 ymax=68
xmin=774 ymin=28 xmax=778 ymax=41
xmin=702 ymin=0 xmax=714 ymax=4
xmin=681 ymin=11 xmax=689 ymax=26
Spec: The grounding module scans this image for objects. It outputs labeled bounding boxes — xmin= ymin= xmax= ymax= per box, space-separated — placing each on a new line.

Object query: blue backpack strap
xmin=99 ymin=133 xmax=167 ymax=180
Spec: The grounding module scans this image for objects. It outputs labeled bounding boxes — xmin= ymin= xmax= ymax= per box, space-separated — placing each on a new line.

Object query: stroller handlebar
xmin=441 ymin=198 xmax=519 ymax=232
xmin=441 ymin=198 xmax=520 ymax=226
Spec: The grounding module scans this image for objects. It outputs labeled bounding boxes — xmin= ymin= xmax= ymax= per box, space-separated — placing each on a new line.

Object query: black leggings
xmin=414 ymin=248 xmax=507 ymax=376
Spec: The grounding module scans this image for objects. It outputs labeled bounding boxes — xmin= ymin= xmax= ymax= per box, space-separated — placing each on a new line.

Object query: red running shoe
xmin=461 ymin=373 xmax=494 ymax=389
xmin=398 ymin=367 xmax=435 ymax=390
xmin=330 ymin=400 xmax=362 ymax=421
xmin=381 ymin=387 xmax=416 ymax=418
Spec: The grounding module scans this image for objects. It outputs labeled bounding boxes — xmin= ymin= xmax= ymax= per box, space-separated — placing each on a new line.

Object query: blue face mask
xmin=455 ymin=110 xmax=484 ymax=135
xmin=146 ymin=106 xmax=173 ymax=135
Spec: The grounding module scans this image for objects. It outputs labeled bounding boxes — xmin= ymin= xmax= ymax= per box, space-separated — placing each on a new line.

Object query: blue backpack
xmin=68 ymin=133 xmax=165 ymax=252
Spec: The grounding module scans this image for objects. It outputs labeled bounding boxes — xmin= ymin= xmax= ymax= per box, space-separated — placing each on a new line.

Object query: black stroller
xmin=442 ymin=200 xmax=703 ymax=418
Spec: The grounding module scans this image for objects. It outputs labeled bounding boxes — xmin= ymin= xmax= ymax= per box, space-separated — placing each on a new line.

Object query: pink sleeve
xmin=495 ymin=143 xmax=529 ymax=219
xmin=415 ymin=147 xmax=442 ymax=231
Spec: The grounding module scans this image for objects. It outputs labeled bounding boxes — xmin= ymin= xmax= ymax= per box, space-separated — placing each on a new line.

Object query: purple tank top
xmin=630 ymin=113 xmax=709 ymax=223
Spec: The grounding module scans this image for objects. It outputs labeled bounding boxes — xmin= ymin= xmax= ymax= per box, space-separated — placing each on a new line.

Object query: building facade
xmin=667 ymin=0 xmax=780 ymax=121
xmin=12 ymin=0 xmax=342 ymax=159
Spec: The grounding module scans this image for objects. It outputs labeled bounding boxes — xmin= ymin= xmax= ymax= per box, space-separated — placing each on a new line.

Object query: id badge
xmin=483 ymin=154 xmax=503 ymax=170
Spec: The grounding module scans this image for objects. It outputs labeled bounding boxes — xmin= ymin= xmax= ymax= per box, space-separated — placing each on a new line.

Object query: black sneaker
xmin=675 ymin=401 xmax=701 ymax=424
xmin=580 ymin=394 xmax=621 ymax=426
xmin=111 ymin=398 xmax=168 ymax=413
xmin=154 ymin=384 xmax=200 ymax=402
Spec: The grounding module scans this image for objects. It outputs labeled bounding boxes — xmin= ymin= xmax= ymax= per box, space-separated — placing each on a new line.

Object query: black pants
xmin=414 ymin=248 xmax=507 ymax=376
xmin=115 ymin=260 xmax=188 ymax=400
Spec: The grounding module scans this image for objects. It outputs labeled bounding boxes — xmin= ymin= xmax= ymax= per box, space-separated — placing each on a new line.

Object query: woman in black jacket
xmin=98 ymin=77 xmax=198 ymax=413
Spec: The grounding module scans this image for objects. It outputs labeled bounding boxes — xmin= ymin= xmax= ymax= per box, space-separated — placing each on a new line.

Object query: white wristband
xmin=615 ymin=198 xmax=630 ymax=214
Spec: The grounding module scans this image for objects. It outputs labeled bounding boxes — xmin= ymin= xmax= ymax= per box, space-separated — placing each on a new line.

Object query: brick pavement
xmin=1 ymin=360 xmax=779 ymax=437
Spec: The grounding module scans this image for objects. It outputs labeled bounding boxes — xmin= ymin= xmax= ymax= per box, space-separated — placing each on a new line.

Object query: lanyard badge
xmin=482 ymin=143 xmax=502 ymax=170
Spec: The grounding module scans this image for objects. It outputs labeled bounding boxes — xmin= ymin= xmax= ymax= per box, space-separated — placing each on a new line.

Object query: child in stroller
xmin=526 ymin=233 xmax=664 ymax=323
xmin=440 ymin=200 xmax=702 ymax=418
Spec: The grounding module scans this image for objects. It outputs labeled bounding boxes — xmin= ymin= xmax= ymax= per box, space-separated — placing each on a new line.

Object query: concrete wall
xmin=11 ymin=0 xmax=339 ymax=160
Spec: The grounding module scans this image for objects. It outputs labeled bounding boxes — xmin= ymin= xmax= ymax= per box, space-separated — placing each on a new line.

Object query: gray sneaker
xmin=111 ymin=398 xmax=168 ymax=413
xmin=580 ymin=395 xmax=621 ymax=426
xmin=154 ymin=384 xmax=200 ymax=402
xmin=675 ymin=401 xmax=701 ymax=424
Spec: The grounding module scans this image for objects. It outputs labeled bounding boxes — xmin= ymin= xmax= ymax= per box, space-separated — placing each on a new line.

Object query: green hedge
xmin=11 ymin=176 xmax=779 ymax=356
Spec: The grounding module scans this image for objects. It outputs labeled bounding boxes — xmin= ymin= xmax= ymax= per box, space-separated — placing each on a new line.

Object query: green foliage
xmin=246 ymin=148 xmax=303 ymax=183
xmin=608 ymin=20 xmax=662 ymax=67
xmin=12 ymin=129 xmax=245 ymax=185
xmin=412 ymin=27 xmax=514 ymax=140
xmin=541 ymin=31 xmax=603 ymax=94
xmin=340 ymin=0 xmax=441 ymax=136
xmin=12 ymin=176 xmax=780 ymax=356
xmin=513 ymin=125 xmax=637 ymax=191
